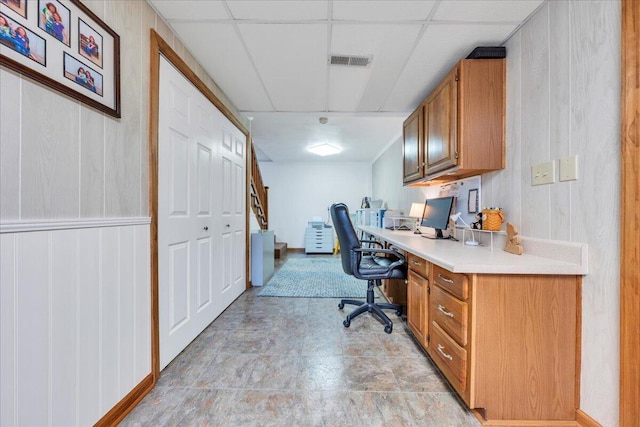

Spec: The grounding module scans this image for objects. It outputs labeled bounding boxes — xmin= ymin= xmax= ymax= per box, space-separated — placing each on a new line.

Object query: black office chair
xmin=330 ymin=203 xmax=407 ymax=333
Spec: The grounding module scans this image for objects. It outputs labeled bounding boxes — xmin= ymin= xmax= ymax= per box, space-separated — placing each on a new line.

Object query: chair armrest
xmin=360 ymin=239 xmax=383 ymax=248
xmin=353 ymin=247 xmax=406 ymax=269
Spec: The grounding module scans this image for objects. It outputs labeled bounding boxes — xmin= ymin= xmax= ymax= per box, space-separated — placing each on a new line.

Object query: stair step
xmin=274 ymin=242 xmax=287 ymax=259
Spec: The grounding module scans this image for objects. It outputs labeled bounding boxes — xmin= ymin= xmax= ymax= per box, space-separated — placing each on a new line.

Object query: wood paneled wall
xmin=620 ymin=0 xmax=639 ymax=424
xmin=0 ymin=222 xmax=150 ymax=426
xmin=481 ymin=2 xmax=621 ymax=425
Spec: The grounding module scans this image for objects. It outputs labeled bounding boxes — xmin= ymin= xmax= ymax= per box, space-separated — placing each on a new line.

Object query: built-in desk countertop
xmin=359 ymin=225 xmax=588 ymax=275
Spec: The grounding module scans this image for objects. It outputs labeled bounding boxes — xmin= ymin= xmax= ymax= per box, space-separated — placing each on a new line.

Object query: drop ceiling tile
xmin=384 ymin=22 xmax=516 ymax=112
xmin=333 ymin=0 xmax=436 ymax=21
xmin=329 ymin=23 xmax=422 ymax=111
xmin=238 ymin=24 xmax=328 ymax=111
xmin=433 ymin=0 xmax=544 ymax=22
xmin=227 ymin=1 xmax=328 ymax=20
xmin=149 ymin=0 xmax=230 ymax=21
xmin=328 ymin=67 xmax=372 ymax=112
xmin=171 ymin=22 xmax=273 ymax=111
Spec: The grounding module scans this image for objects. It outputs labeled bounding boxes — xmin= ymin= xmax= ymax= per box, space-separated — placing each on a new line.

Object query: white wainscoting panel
xmin=0 ymin=222 xmax=151 ymax=426
xmin=51 ymin=230 xmax=78 ymax=426
xmin=0 ymin=235 xmax=16 ymax=424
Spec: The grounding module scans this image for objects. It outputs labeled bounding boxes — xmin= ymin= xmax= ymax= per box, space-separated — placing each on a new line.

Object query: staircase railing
xmin=250 ymin=141 xmax=268 ymax=230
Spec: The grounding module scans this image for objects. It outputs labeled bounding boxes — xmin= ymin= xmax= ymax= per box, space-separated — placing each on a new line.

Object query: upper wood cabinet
xmin=402 ymin=105 xmax=424 ymax=183
xmin=403 ymin=58 xmax=505 ymax=184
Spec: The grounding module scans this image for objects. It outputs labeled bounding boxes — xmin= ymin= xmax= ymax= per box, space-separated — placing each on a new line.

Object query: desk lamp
xmin=409 ymin=203 xmax=424 ymax=234
xmin=450 ymin=212 xmax=479 ymax=246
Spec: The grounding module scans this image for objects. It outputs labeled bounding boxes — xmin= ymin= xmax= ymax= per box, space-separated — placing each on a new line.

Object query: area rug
xmin=258 ymin=257 xmax=370 ymax=298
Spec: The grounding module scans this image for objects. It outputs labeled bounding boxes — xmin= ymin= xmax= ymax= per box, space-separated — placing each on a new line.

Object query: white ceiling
xmin=148 ymin=0 xmax=544 ymax=162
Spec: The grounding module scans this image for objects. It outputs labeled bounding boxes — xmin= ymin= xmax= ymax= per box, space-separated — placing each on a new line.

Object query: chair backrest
xmin=330 ymin=203 xmax=360 ymax=276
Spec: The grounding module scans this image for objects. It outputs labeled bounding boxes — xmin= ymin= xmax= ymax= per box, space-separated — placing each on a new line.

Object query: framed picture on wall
xmin=4 ymin=0 xmax=27 ymax=18
xmin=0 ymin=12 xmax=46 ymax=66
xmin=0 ymin=0 xmax=120 ymax=117
xmin=78 ymin=17 xmax=101 ymax=67
xmin=37 ymin=0 xmax=70 ymax=47
xmin=468 ymin=188 xmax=479 ymax=214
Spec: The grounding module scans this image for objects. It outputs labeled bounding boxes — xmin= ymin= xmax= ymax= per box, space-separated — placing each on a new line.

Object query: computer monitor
xmin=420 ymin=196 xmax=455 ymax=239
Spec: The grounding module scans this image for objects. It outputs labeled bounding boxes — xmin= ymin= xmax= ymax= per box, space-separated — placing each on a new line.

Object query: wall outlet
xmin=559 ymin=155 xmax=578 ymax=181
xmin=531 ymin=161 xmax=556 ymax=185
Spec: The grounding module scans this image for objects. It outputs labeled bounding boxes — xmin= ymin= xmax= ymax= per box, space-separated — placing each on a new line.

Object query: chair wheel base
xmin=384 ymin=325 xmax=393 ymax=334
xmin=343 ymin=319 xmax=350 ymax=328
xmin=338 ymin=302 xmax=344 ymax=310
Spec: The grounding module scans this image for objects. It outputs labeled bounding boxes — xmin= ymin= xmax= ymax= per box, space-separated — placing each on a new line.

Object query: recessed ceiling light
xmin=308 ymin=143 xmax=341 ymax=156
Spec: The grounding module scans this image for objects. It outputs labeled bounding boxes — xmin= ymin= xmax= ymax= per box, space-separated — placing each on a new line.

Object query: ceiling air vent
xmin=329 ymin=54 xmax=373 ymax=67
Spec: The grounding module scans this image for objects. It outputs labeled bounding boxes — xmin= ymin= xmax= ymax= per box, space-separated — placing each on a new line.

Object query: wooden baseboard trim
xmin=287 ymin=248 xmax=305 ymax=253
xmin=576 ymin=409 xmax=602 ymax=427
xmin=470 ymin=409 xmax=601 ymax=427
xmin=472 ymin=410 xmax=579 ymax=426
xmin=94 ymin=373 xmax=155 ymax=427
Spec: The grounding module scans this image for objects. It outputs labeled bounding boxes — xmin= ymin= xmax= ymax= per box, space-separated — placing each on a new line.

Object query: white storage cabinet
xmin=305 ymin=224 xmax=334 ymax=253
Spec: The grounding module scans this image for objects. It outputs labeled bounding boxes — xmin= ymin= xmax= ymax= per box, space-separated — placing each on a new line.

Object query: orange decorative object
xmin=482 ymin=209 xmax=504 ymax=231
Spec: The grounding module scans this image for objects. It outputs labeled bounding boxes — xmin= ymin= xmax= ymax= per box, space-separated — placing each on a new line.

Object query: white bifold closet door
xmin=158 ymin=56 xmax=245 ymax=369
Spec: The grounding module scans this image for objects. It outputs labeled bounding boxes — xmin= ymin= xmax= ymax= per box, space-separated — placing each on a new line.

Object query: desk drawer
xmin=431 ymin=285 xmax=468 ymax=346
xmin=407 ymin=253 xmax=429 ymax=277
xmin=432 ymin=265 xmax=468 ymax=300
xmin=430 ymin=322 xmax=467 ymax=391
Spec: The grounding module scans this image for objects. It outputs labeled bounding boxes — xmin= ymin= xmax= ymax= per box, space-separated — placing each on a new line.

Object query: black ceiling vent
xmin=329 ymin=54 xmax=373 ymax=67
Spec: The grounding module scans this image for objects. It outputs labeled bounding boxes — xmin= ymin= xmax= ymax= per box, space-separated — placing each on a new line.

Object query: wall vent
xmin=329 ymin=54 xmax=373 ymax=67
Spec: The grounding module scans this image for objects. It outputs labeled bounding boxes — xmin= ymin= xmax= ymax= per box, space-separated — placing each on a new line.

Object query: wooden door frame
xmin=148 ymin=29 xmax=250 ymax=379
xmin=620 ymin=0 xmax=639 ymax=425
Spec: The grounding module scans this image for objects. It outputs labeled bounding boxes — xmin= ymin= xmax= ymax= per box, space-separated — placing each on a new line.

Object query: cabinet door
xmin=402 ymin=105 xmax=424 ymax=183
xmin=425 ymin=67 xmax=458 ymax=175
xmin=407 ymin=269 xmax=428 ymax=346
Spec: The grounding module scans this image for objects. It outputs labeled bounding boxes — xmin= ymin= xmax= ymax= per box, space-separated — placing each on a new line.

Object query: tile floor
xmin=120 ymin=254 xmax=482 ymax=427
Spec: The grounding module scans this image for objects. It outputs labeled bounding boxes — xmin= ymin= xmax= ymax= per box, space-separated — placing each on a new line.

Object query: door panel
xmin=196 ymin=237 xmax=212 ymax=312
xmin=168 ymin=241 xmax=189 ymax=332
xmin=169 ymin=130 xmax=189 ymax=216
xmin=425 ymin=68 xmax=458 ymax=175
xmin=196 ymin=143 xmax=211 ymax=216
xmin=234 ymin=162 xmax=243 ymax=214
xmin=222 ymin=156 xmax=232 ymax=215
xmin=221 ymin=232 xmax=232 ymax=293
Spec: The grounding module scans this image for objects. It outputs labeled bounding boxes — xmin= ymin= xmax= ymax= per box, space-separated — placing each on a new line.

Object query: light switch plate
xmin=531 ymin=161 xmax=556 ymax=186
xmin=559 ymin=155 xmax=578 ymax=181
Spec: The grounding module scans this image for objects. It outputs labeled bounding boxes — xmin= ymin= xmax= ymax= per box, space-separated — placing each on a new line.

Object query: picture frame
xmin=468 ymin=188 xmax=479 ymax=214
xmin=3 ymin=0 xmax=27 ymax=18
xmin=37 ymin=0 xmax=70 ymax=47
xmin=0 ymin=0 xmax=120 ymax=117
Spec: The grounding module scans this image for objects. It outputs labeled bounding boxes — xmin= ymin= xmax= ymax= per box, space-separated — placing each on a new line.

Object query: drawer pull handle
xmin=437 ymin=344 xmax=453 ymax=361
xmin=438 ymin=274 xmax=454 ymax=284
xmin=437 ymin=304 xmax=454 ymax=318
xmin=411 ymin=260 xmax=422 ymax=266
